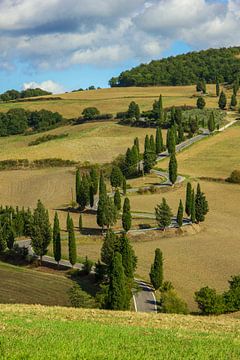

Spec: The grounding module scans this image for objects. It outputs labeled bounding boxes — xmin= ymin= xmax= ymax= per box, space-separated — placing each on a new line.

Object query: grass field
xmin=1 ymin=305 xmax=240 ymax=359
xmin=0 ymin=84 xmax=233 ymax=118
xmin=0 ymin=121 xmax=158 ymax=162
xmin=0 ymin=261 xmax=72 ymax=306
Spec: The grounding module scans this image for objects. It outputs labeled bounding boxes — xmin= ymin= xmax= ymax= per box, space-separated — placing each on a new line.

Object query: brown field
xmin=0 ymin=84 xmax=232 ymax=118
xmin=0 ymin=121 xmax=158 ymax=163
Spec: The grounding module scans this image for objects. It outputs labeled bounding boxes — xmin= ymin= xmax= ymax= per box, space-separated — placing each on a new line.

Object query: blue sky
xmin=0 ymin=0 xmax=237 ymax=93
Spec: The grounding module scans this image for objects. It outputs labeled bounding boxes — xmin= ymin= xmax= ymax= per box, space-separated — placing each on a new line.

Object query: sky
xmin=0 ymin=0 xmax=238 ymax=93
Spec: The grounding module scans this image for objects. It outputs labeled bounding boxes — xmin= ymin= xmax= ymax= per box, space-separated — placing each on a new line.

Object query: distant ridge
xmin=109 ymin=47 xmax=240 ymax=87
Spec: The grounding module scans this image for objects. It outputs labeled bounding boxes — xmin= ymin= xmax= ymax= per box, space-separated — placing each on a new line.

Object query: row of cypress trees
xmin=76 ymin=168 xmax=98 ymax=210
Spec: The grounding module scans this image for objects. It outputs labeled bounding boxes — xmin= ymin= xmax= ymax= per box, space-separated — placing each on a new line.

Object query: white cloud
xmin=22 ymin=80 xmax=65 ymax=94
xmin=0 ymin=0 xmax=239 ymax=71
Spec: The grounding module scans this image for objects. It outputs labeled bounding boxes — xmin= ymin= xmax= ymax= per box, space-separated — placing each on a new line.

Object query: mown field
xmin=0 ymin=305 xmax=240 ymax=359
xmin=0 ymin=261 xmax=72 ymax=306
xmin=0 ymin=84 xmax=233 ymax=118
xmin=0 ymin=121 xmax=157 ymax=162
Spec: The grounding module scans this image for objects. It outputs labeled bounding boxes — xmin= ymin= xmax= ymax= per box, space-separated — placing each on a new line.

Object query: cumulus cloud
xmin=22 ymin=80 xmax=65 ymax=94
xmin=0 ymin=0 xmax=239 ymax=71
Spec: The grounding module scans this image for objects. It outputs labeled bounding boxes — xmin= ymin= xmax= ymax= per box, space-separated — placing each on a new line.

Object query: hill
xmin=0 ymin=305 xmax=240 ymax=359
xmin=110 ymin=47 xmax=240 ymax=87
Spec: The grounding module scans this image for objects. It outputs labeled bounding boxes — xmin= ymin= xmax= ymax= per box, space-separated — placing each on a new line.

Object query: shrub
xmin=226 ymin=170 xmax=240 ymax=184
xmin=28 ymin=133 xmax=68 ymax=146
xmin=68 ymin=284 xmax=97 ymax=308
xmin=197 ymin=97 xmax=206 ymax=109
xmin=223 ymin=276 xmax=240 ymax=312
xmin=82 ymin=107 xmax=100 ymax=120
xmin=83 ymin=256 xmax=94 ymax=275
xmin=1 ymin=244 xmax=29 ymax=265
xmin=159 ymin=290 xmax=189 ymax=314
xmin=195 ymin=286 xmax=225 ymax=315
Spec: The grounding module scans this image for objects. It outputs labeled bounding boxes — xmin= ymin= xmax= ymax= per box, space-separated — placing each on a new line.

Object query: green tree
xmin=195 ymin=286 xmax=225 ymax=315
xmin=77 ymin=175 xmax=90 ymax=210
xmin=122 ymin=198 xmax=132 ymax=232
xmin=89 ymin=185 xmax=94 ymax=208
xmin=218 ymin=91 xmax=227 ymax=110
xmin=90 ymin=168 xmax=98 ymax=195
xmin=216 ymin=79 xmax=220 ymax=97
xmin=119 ymin=233 xmax=136 ymax=279
xmin=197 ymin=97 xmax=206 ymax=109
xmin=166 ymin=127 xmax=176 ymax=155
xmin=110 ymin=166 xmax=123 ymax=189
xmin=0 ymin=227 xmax=7 ymax=253
xmin=107 ymin=252 xmax=128 ymax=310
xmin=75 ymin=169 xmax=81 ymax=203
xmin=177 ymin=200 xmax=184 ymax=227
xmin=122 ymin=176 xmax=127 ymax=195
xmin=185 ymin=182 xmax=192 ymax=217
xmin=79 ymin=214 xmax=83 ymax=233
xmin=31 ymin=200 xmax=52 ymax=264
xmin=99 ymin=171 xmax=107 ymax=197
xmin=114 ymin=189 xmax=121 ymax=211
xmin=155 ymin=127 xmax=164 ymax=154
xmin=104 ymin=196 xmax=117 ymax=229
xmin=177 ymin=124 xmax=184 ymax=143
xmin=134 ymin=137 xmax=140 ymax=157
xmin=144 ymin=135 xmax=156 ymax=173
xmin=82 ymin=107 xmax=100 ymax=120
xmin=169 ymin=153 xmax=178 ymax=185
xmin=101 ymin=229 xmax=118 ymax=266
xmin=66 ymin=212 xmax=71 ymax=232
xmin=230 ymin=93 xmax=237 ymax=108
xmin=152 ymin=94 xmax=164 ymax=125
xmin=68 ymin=217 xmax=77 ymax=267
xmin=208 ymin=112 xmax=215 ymax=133
xmin=150 ymin=134 xmax=156 ymax=155
xmin=127 ymin=101 xmax=140 ymax=121
xmin=195 ymin=183 xmax=209 ymax=223
xmin=53 ymin=212 xmax=61 ymax=266
xmin=155 ymin=198 xmax=173 ymax=230
xmin=191 ymin=189 xmax=196 ymax=223
xmin=97 ymin=195 xmax=106 ymax=230
xmin=149 ymin=248 xmax=163 ymax=290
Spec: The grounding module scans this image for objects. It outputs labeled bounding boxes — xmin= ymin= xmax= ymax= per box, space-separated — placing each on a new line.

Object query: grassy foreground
xmin=0 ymin=305 xmax=240 ymax=359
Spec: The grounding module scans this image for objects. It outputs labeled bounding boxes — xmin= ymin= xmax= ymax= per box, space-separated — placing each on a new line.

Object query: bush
xmin=159 ymin=290 xmax=189 ymax=315
xmin=68 ymin=284 xmax=97 ymax=308
xmin=226 ymin=170 xmax=240 ymax=184
xmin=82 ymin=107 xmax=100 ymax=120
xmin=1 ymin=244 xmax=29 ymax=265
xmin=195 ymin=286 xmax=225 ymax=315
xmin=28 ymin=133 xmax=68 ymax=146
xmin=223 ymin=276 xmax=240 ymax=312
xmin=197 ymin=97 xmax=206 ymax=109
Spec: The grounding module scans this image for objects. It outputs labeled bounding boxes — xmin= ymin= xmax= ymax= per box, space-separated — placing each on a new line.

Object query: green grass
xmin=0 ymin=305 xmax=240 ymax=359
xmin=0 ymin=261 xmax=72 ymax=307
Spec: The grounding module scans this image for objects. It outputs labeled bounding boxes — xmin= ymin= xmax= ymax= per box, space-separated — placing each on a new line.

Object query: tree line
xmin=0 ymin=88 xmax=52 ymax=102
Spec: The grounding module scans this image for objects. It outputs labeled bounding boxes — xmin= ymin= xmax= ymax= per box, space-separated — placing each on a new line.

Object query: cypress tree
xmin=218 ymin=91 xmax=227 ymax=110
xmin=195 ymin=184 xmax=209 ymax=223
xmin=90 ymin=167 xmax=98 ymax=195
xmin=107 ymin=252 xmax=128 ymax=310
xmin=104 ymin=196 xmax=117 ymax=229
xmin=110 ymin=166 xmax=123 ymax=189
xmin=155 ymin=198 xmax=172 ymax=230
xmin=6 ymin=223 xmax=15 ymax=250
xmin=197 ymin=97 xmax=206 ymax=109
xmin=30 ymin=200 xmax=52 ymax=264
xmin=68 ymin=217 xmax=77 ymax=267
xmin=177 ymin=200 xmax=184 ymax=227
xmin=134 ymin=137 xmax=140 ymax=156
xmin=97 ymin=195 xmax=106 ymax=230
xmin=167 ymin=127 xmax=176 ymax=155
xmin=66 ymin=211 xmax=71 ymax=232
xmin=75 ymin=169 xmax=81 ymax=203
xmin=155 ymin=127 xmax=163 ymax=154
xmin=99 ymin=171 xmax=107 ymax=197
xmin=101 ymin=229 xmax=118 ymax=266
xmin=144 ymin=134 xmax=150 ymax=151
xmin=230 ymin=93 xmax=237 ymax=108
xmin=53 ymin=212 xmax=61 ymax=266
xmin=216 ymin=79 xmax=220 ymax=97
xmin=170 ymin=107 xmax=175 ymax=126
xmin=150 ymin=134 xmax=156 ymax=154
xmin=0 ymin=227 xmax=7 ymax=253
xmin=169 ymin=153 xmax=178 ymax=185
xmin=89 ymin=185 xmax=94 ymax=208
xmin=122 ymin=176 xmax=127 ymax=195
xmin=191 ymin=189 xmax=196 ymax=223
xmin=119 ymin=233 xmax=136 ymax=279
xmin=78 ymin=174 xmax=90 ymax=210
xmin=175 ymin=108 xmax=182 ymax=126
xmin=127 ymin=101 xmax=140 ymax=121
xmin=122 ymin=198 xmax=132 ymax=232
xmin=79 ymin=214 xmax=83 ymax=233
xmin=144 ymin=135 xmax=156 ymax=173
xmin=178 ymin=124 xmax=184 ymax=143
xmin=185 ymin=182 xmax=192 ymax=217
xmin=149 ymin=248 xmax=163 ymax=290
xmin=208 ymin=112 xmax=215 ymax=133
xmin=114 ymin=189 xmax=121 ymax=211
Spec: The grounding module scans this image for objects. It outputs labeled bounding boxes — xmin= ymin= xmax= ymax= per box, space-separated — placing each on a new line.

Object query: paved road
xmin=133 ymin=280 xmax=157 ymax=313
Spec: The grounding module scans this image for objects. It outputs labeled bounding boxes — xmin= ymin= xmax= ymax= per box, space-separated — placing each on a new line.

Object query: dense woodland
xmin=109 ymin=47 xmax=240 ymax=87
xmin=0 ymin=88 xmax=52 ymax=101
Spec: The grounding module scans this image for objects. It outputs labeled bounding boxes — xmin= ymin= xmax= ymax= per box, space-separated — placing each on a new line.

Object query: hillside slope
xmin=110 ymin=47 xmax=240 ymax=87
xmin=0 ymin=305 xmax=240 ymax=359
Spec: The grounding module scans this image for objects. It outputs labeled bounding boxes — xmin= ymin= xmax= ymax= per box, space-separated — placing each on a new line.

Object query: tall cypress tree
xmin=155 ymin=127 xmax=163 ymax=154
xmin=122 ymin=176 xmax=127 ymax=196
xmin=150 ymin=134 xmax=156 ymax=155
xmin=66 ymin=212 xmax=71 ymax=232
xmin=78 ymin=174 xmax=90 ymax=210
xmin=53 ymin=212 xmax=61 ymax=266
xmin=107 ymin=252 xmax=128 ymax=310
xmin=99 ymin=171 xmax=107 ymax=197
xmin=169 ymin=153 xmax=178 ymax=185
xmin=90 ymin=167 xmax=98 ymax=195
xmin=110 ymin=166 xmax=123 ymax=189
xmin=167 ymin=127 xmax=176 ymax=155
xmin=144 ymin=134 xmax=156 ymax=173
xmin=208 ymin=112 xmax=215 ymax=133
xmin=230 ymin=93 xmax=237 ymax=108
xmin=218 ymin=91 xmax=227 ymax=110
xmin=68 ymin=217 xmax=77 ymax=267
xmin=101 ymin=229 xmax=118 ymax=266
xmin=0 ymin=227 xmax=7 ymax=253
xmin=104 ymin=196 xmax=117 ymax=229
xmin=177 ymin=200 xmax=184 ymax=227
xmin=119 ymin=233 xmax=136 ymax=279
xmin=122 ymin=198 xmax=132 ymax=232
xmin=114 ymin=189 xmax=121 ymax=211
xmin=191 ymin=189 xmax=196 ymax=223
xmin=75 ymin=169 xmax=81 ymax=203
xmin=185 ymin=182 xmax=192 ymax=217
xmin=31 ymin=200 xmax=52 ymax=264
xmin=195 ymin=184 xmax=209 ymax=223
xmin=155 ymin=198 xmax=172 ymax=230
xmin=89 ymin=185 xmax=94 ymax=208
xmin=79 ymin=214 xmax=83 ymax=233
xmin=134 ymin=137 xmax=140 ymax=156
xmin=178 ymin=124 xmax=184 ymax=143
xmin=149 ymin=248 xmax=163 ymax=290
